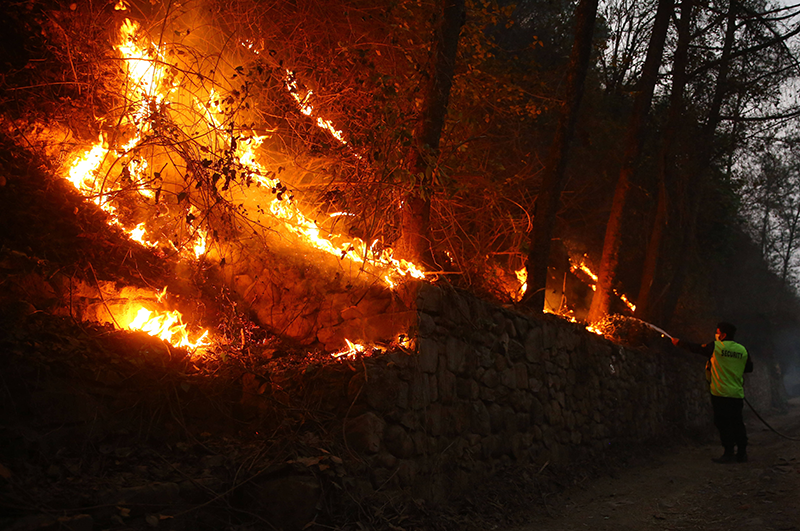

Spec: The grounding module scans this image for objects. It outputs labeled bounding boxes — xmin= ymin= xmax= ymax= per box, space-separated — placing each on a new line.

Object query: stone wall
xmin=342 ymin=282 xmax=714 ymax=501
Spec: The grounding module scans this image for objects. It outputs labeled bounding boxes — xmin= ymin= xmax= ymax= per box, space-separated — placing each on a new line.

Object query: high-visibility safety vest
xmin=706 ymin=340 xmax=749 ymax=398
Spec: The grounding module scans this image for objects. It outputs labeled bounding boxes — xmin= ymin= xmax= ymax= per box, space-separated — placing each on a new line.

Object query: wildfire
xmin=570 ymin=258 xmax=598 ymax=289
xmin=514 ymin=267 xmax=528 ymax=299
xmin=57 ymin=17 xmax=432 ymax=358
xmin=125 ymin=306 xmax=210 ymax=350
xmin=568 ymin=256 xmax=636 ymax=313
xmin=586 ymin=323 xmax=604 ymax=336
xmin=512 ymin=255 xmax=636 ymax=336
xmin=100 ymin=287 xmax=212 ymax=352
xmin=285 ymin=78 xmax=348 ymax=144
xmin=332 ymin=339 xmax=367 ymax=359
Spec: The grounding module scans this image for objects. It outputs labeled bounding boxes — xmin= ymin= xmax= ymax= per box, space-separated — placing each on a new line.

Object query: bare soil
xmin=509 ymin=398 xmax=800 ymax=531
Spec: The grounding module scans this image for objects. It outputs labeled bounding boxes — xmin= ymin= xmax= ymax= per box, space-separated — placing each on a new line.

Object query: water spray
xmin=627 ymin=317 xmax=673 ymax=339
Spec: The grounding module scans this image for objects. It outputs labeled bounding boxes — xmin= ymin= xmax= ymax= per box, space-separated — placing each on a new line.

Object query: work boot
xmin=712 ymin=451 xmax=736 ymax=464
xmin=737 ymin=451 xmax=748 ymax=462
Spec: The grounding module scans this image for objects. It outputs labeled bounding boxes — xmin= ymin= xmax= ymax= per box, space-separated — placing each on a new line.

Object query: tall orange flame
xmin=125 ymin=306 xmax=210 ymax=350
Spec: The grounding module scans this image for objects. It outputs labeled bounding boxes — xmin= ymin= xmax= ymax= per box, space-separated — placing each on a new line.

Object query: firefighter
xmin=671 ymin=322 xmax=753 ymax=463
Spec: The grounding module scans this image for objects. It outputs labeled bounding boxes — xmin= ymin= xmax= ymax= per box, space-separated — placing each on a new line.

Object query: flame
xmin=67 ymin=135 xmax=113 ymax=213
xmin=63 ymin=19 xmax=424 ymax=287
xmin=193 ymin=228 xmax=208 ymax=258
xmin=57 ymin=18 xmax=433 ymax=359
xmin=117 ymin=19 xmax=168 ymax=102
xmin=569 ymin=257 xmax=636 ymax=313
xmin=285 ymin=75 xmax=347 ymax=144
xmin=511 ymin=255 xmax=635 ymax=337
xmin=571 ymin=258 xmax=598 ymax=284
xmin=586 ymin=324 xmax=604 ymax=336
xmin=514 ymin=267 xmax=527 ymax=301
xmin=619 ymin=293 xmax=636 ymax=313
xmin=332 ymin=339 xmax=366 ymax=359
xmin=125 ymin=306 xmax=210 ymax=350
xmin=126 ymin=222 xmax=158 ymax=248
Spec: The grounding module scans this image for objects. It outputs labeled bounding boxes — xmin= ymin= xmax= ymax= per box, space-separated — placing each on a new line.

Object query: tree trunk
xmin=399 ymin=0 xmax=465 ymax=267
xmin=635 ymin=0 xmax=695 ymax=323
xmin=779 ymin=202 xmax=800 ymax=285
xmin=586 ymin=0 xmax=675 ymax=324
xmin=523 ymin=0 xmax=598 ymax=311
xmin=660 ymin=1 xmax=738 ymax=326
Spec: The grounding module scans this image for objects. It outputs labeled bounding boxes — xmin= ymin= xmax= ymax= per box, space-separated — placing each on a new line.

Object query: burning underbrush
xmin=2 ymin=1 xmax=431 ymax=355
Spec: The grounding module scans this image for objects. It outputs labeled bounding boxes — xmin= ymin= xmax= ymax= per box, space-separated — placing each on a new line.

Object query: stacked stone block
xmin=344 ymin=282 xmax=710 ymax=501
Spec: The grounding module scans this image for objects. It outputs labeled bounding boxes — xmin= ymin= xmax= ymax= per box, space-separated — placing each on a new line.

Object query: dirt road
xmin=511 ymin=397 xmax=800 ymax=531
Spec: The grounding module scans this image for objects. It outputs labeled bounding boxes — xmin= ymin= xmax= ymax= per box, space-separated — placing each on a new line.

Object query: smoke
xmin=774 ymin=327 xmax=800 ymax=397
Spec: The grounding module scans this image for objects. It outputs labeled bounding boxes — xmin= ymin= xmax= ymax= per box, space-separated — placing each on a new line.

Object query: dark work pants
xmin=710 ymin=395 xmax=747 ymax=454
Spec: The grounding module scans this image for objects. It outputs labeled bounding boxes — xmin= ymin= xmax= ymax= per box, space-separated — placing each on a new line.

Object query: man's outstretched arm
xmin=671 ymin=337 xmax=714 ymax=357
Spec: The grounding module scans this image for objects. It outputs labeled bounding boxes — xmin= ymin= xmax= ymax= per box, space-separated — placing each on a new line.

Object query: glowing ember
xmin=571 ymin=258 xmax=599 ymax=283
xmin=619 ymin=293 xmax=636 ymax=313
xmin=586 ymin=324 xmax=604 ymax=336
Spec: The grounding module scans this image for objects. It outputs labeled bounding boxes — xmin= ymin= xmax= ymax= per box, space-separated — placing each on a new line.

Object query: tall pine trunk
xmin=659 ymin=1 xmax=737 ymax=326
xmin=635 ymin=0 xmax=695 ymax=323
xmin=399 ymin=0 xmax=465 ymax=267
xmin=524 ymin=0 xmax=598 ymax=311
xmin=586 ymin=0 xmax=675 ymax=324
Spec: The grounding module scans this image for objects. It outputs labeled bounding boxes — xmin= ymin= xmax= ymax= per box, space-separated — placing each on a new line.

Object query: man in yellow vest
xmin=672 ymin=322 xmax=753 ymax=463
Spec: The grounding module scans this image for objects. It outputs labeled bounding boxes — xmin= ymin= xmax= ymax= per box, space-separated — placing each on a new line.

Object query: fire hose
xmin=744 ymin=397 xmax=800 ymax=442
xmin=631 ymin=318 xmax=800 ymax=442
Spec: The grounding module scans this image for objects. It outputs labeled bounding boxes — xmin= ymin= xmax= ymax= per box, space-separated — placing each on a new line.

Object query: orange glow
xmin=125 ymin=306 xmax=210 ymax=350
xmin=64 ymin=19 xmax=424 ymax=287
xmin=510 ymin=255 xmax=634 ymax=338
xmin=571 ymin=258 xmax=599 ymax=283
xmin=619 ymin=293 xmax=636 ymax=313
xmin=514 ymin=267 xmax=527 ymax=301
xmin=586 ymin=324 xmax=604 ymax=336
xmin=57 ymin=17 xmax=433 ymax=357
xmin=332 ymin=339 xmax=366 ymax=359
